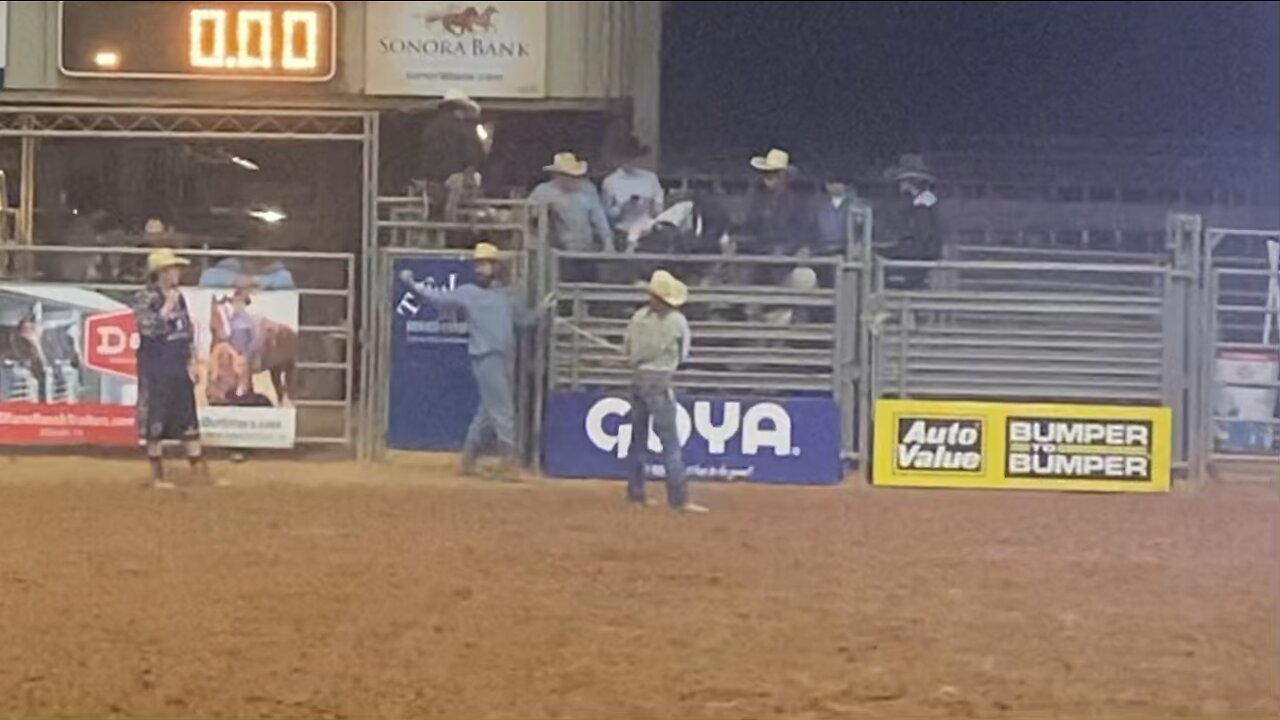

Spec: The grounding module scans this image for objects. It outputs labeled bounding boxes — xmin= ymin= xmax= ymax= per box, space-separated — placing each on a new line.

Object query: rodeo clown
xmin=132 ymin=248 xmax=212 ymax=489
xmin=399 ymin=242 xmax=549 ymax=480
xmin=623 ymin=269 xmax=708 ymax=514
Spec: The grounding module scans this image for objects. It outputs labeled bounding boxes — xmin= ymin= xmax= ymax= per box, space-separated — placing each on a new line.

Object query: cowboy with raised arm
xmin=399 ymin=242 xmax=548 ymax=480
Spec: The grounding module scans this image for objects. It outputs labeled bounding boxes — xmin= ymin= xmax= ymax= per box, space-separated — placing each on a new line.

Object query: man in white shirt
xmin=602 ymin=137 xmax=665 ymax=248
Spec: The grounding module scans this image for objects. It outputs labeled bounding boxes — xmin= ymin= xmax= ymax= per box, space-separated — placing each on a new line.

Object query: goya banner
xmin=542 ymin=390 xmax=843 ymax=485
xmin=873 ymin=399 xmax=1172 ymax=493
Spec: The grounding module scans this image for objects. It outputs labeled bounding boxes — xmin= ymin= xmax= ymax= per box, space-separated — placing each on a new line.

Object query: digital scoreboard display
xmin=59 ymin=1 xmax=337 ymax=81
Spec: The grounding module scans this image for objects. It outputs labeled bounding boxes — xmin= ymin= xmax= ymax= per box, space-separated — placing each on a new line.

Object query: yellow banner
xmin=873 ymin=400 xmax=1172 ymax=493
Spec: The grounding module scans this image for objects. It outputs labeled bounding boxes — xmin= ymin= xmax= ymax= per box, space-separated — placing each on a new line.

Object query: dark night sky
xmin=661 ymin=1 xmax=1280 ymax=168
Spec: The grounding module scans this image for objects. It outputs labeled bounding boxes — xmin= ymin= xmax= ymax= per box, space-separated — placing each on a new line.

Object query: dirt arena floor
xmin=1 ymin=455 xmax=1277 ymax=720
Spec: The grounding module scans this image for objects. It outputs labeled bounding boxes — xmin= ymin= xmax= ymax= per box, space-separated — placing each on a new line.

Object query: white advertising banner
xmin=364 ymin=1 xmax=547 ymax=98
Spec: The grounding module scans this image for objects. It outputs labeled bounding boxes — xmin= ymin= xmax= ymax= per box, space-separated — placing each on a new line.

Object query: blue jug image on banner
xmin=387 ymin=256 xmax=479 ymax=451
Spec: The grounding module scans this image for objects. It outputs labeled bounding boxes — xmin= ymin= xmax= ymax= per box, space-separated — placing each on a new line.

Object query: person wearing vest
xmin=132 ymin=248 xmax=211 ymax=488
xmin=623 ymin=270 xmax=708 ymax=514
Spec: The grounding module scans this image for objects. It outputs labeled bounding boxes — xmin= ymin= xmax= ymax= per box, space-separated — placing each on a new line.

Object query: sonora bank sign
xmin=542 ymin=391 xmax=843 ymax=485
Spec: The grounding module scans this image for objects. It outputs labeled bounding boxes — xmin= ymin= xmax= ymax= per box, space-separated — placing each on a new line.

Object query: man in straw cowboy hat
xmin=623 ymin=269 xmax=708 ymax=513
xmin=132 ymin=248 xmax=211 ymax=488
xmin=529 ymin=152 xmax=613 ymax=250
xmin=420 ymin=89 xmax=488 ymax=184
xmin=399 ymin=242 xmax=551 ymax=479
xmin=878 ymin=153 xmax=941 ymax=290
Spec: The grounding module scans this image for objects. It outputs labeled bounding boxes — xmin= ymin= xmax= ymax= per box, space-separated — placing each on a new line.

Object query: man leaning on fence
xmin=623 ymin=270 xmax=708 ymax=514
xmin=528 ymin=152 xmax=614 ymax=282
xmin=877 ymin=154 xmax=941 ymax=290
xmin=399 ymin=242 xmax=550 ymax=481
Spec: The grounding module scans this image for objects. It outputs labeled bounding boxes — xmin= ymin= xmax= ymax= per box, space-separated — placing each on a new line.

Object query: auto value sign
xmin=874 ymin=400 xmax=1172 ymax=493
xmin=542 ymin=391 xmax=843 ymax=485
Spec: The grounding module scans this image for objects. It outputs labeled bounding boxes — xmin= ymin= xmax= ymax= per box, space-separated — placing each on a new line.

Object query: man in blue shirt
xmin=528 ymin=152 xmax=614 ymax=283
xmin=399 ymin=242 xmax=548 ymax=479
xmin=132 ymin=248 xmax=211 ymax=488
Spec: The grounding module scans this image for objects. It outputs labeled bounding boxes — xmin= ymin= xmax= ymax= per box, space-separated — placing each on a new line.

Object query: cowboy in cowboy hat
xmin=602 ymin=136 xmax=665 ymax=244
xmin=420 ymin=88 xmax=488 ymax=185
xmin=622 ymin=269 xmax=708 ymax=513
xmin=878 ymin=154 xmax=941 ymax=290
xmin=132 ymin=248 xmax=212 ymax=488
xmin=398 ymin=242 xmax=552 ymax=480
xmin=528 ymin=152 xmax=614 ymax=281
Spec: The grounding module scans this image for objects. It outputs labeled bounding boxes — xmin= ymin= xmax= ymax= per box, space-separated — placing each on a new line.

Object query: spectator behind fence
xmin=528 ymin=152 xmax=614 ymax=282
xmin=877 ymin=154 xmax=941 ymax=290
xmin=420 ymin=90 xmax=487 ymax=184
xmin=739 ymin=148 xmax=814 ymax=258
xmin=602 ymin=137 xmax=664 ymax=249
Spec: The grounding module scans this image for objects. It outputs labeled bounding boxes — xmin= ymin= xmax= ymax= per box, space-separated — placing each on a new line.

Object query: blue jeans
xmin=626 ymin=373 xmax=688 ymax=508
xmin=463 ymin=352 xmax=516 ymax=463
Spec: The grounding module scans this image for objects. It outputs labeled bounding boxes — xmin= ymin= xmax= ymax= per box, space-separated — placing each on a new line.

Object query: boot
xmin=492 ymin=442 xmax=521 ymax=483
xmin=459 ymin=451 xmax=480 ymax=478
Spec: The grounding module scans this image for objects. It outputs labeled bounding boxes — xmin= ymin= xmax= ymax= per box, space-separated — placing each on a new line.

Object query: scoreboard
xmin=58 ymin=1 xmax=337 ymax=82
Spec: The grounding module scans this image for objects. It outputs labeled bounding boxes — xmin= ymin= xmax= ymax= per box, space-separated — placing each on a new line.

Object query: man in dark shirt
xmin=877 ymin=154 xmax=941 ymax=290
xmin=132 ymin=248 xmax=211 ymax=488
xmin=420 ymin=90 xmax=487 ymax=184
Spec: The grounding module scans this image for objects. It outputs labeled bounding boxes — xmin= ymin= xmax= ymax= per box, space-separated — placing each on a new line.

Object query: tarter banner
xmin=873 ymin=400 xmax=1172 ymax=493
xmin=386 ymin=257 xmax=479 ymax=451
xmin=365 ymin=1 xmax=547 ymax=98
xmin=542 ymin=391 xmax=843 ymax=485
xmin=0 ymin=282 xmax=298 ymax=448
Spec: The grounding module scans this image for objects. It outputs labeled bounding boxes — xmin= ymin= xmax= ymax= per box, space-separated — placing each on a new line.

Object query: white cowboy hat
xmin=146 ymin=248 xmax=190 ymax=274
xmin=543 ymin=152 xmax=589 ymax=178
xmin=648 ymin=269 xmax=688 ymax=308
xmin=750 ymin=148 xmax=791 ymax=173
xmin=143 ymin=218 xmax=167 ymax=235
xmin=441 ymin=89 xmax=481 ymax=115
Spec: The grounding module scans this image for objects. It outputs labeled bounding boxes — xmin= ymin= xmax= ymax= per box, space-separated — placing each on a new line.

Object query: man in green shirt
xmin=623 ymin=270 xmax=708 ymax=513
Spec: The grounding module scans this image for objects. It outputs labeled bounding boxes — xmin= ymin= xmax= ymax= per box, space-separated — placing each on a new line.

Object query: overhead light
xmin=230 ymin=155 xmax=260 ymax=171
xmin=247 ymin=207 xmax=287 ymax=224
xmin=94 ymin=51 xmax=120 ymax=68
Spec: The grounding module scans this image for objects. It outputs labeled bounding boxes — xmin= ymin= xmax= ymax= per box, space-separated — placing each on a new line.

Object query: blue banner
xmin=387 ymin=257 xmax=477 ymax=450
xmin=542 ymin=390 xmax=843 ymax=485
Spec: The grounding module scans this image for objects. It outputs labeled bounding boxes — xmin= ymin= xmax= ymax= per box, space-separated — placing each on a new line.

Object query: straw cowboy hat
xmin=648 ymin=269 xmax=688 ymax=308
xmin=146 ymin=248 xmax=190 ymax=274
xmin=473 ymin=242 xmax=501 ymax=261
xmin=544 ymin=152 xmax=589 ymax=178
xmin=441 ymin=88 xmax=481 ymax=115
xmin=884 ymin=153 xmax=934 ymax=183
xmin=750 ymin=148 xmax=791 ymax=173
xmin=143 ymin=218 xmax=168 ymax=235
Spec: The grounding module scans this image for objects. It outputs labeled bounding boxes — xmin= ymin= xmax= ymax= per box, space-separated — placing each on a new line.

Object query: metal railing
xmin=1200 ymin=227 xmax=1280 ymax=477
xmin=547 ymin=249 xmax=865 ymax=461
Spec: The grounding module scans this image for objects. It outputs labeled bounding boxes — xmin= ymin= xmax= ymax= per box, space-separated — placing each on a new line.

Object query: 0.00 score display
xmin=189 ymin=8 xmax=321 ymax=72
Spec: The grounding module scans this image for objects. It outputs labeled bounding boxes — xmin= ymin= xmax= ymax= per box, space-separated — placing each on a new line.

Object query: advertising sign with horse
xmin=365 ymin=1 xmax=548 ymax=97
xmin=0 ymin=282 xmax=299 ymax=448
